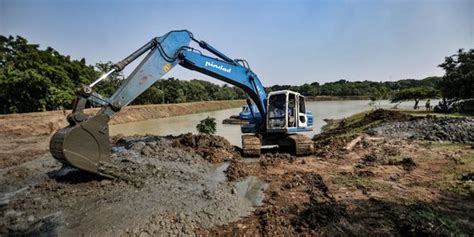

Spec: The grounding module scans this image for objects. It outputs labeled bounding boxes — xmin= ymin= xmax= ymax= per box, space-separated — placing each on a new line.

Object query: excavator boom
xmin=50 ymin=30 xmax=313 ymax=176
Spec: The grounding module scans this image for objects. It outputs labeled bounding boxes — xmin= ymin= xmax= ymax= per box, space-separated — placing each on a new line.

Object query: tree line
xmin=0 ymin=35 xmax=472 ymax=114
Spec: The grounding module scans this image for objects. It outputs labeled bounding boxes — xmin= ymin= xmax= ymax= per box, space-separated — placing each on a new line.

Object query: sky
xmin=1 ymin=0 xmax=473 ymax=86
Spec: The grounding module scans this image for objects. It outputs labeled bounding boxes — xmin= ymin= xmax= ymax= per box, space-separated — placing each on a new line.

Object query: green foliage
xmin=0 ymin=35 xmax=245 ymax=113
xmin=369 ymin=87 xmax=390 ymax=109
xmin=0 ymin=35 xmax=99 ymax=113
xmin=391 ymin=87 xmax=439 ymax=109
xmin=438 ymin=49 xmax=473 ymax=100
xmin=2 ymin=35 xmax=466 ymax=115
xmin=196 ymin=117 xmax=217 ymax=134
xmin=265 ymin=77 xmax=442 ymax=97
xmin=132 ymin=78 xmax=245 ymax=105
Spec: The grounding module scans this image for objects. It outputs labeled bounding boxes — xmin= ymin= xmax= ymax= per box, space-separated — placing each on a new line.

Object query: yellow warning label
xmin=163 ymin=63 xmax=172 ymax=72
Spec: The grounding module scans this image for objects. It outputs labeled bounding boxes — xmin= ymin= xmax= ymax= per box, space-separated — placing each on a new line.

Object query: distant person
xmin=425 ymin=99 xmax=431 ymax=111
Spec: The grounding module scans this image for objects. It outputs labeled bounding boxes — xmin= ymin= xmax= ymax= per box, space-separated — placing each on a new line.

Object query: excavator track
xmin=242 ymin=133 xmax=314 ymax=157
xmin=288 ymin=134 xmax=314 ymax=156
xmin=242 ymin=134 xmax=261 ymax=157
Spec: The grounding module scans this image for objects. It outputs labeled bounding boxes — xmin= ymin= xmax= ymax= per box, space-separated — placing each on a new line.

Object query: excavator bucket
xmin=49 ymin=30 xmax=193 ymax=176
xmin=49 ymin=114 xmax=111 ymax=176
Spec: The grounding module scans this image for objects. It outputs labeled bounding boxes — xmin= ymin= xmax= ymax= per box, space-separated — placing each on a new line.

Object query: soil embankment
xmin=0 ymin=100 xmax=245 ymax=137
xmin=1 ymin=109 xmax=473 ymax=236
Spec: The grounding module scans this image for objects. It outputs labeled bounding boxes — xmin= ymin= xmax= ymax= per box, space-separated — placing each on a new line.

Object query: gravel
xmin=367 ymin=117 xmax=474 ymax=143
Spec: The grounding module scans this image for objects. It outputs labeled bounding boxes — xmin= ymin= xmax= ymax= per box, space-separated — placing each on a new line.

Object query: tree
xmin=94 ymin=61 xmax=124 ymax=97
xmin=196 ymin=117 xmax=216 ymax=134
xmin=0 ymin=35 xmax=99 ymax=113
xmin=390 ymin=87 xmax=439 ymax=109
xmin=369 ymin=87 xmax=389 ymax=109
xmin=438 ymin=49 xmax=473 ymax=100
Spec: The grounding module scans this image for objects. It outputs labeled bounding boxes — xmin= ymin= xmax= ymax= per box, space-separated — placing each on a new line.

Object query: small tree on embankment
xmin=390 ymin=87 xmax=439 ymax=109
xmin=196 ymin=117 xmax=217 ymax=135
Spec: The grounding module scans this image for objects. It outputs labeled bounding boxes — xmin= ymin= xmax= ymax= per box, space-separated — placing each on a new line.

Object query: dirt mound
xmin=260 ymin=153 xmax=296 ymax=168
xmin=364 ymin=109 xmax=412 ymax=122
xmin=360 ymin=152 xmax=417 ymax=171
xmin=174 ymin=133 xmax=240 ymax=163
xmin=368 ymin=117 xmax=474 ymax=143
xmin=313 ymin=135 xmax=355 ymax=159
xmin=313 ymin=110 xmax=413 ymax=158
xmin=315 ymin=109 xmax=412 ymax=141
xmin=225 ymin=161 xmax=249 ymax=181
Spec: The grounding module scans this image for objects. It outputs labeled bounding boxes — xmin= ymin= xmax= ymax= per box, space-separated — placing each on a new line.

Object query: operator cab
xmin=266 ymin=90 xmax=313 ymax=133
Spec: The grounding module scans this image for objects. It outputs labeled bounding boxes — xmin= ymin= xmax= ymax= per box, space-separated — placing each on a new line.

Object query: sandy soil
xmin=1 ymin=110 xmax=473 ymax=236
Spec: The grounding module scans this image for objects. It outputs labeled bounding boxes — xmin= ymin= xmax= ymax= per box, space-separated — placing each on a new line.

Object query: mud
xmin=1 ymin=109 xmax=473 ymax=236
xmin=1 ymin=134 xmax=264 ymax=236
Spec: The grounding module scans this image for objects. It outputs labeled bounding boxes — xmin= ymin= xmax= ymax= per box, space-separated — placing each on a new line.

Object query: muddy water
xmin=110 ymin=100 xmax=435 ymax=146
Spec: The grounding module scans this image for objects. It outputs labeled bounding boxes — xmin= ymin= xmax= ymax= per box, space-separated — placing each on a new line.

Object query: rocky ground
xmin=1 ymin=109 xmax=473 ymax=236
xmin=368 ymin=116 xmax=474 ymax=143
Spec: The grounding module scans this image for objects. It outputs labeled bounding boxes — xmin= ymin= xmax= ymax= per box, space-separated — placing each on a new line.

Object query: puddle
xmin=207 ymin=163 xmax=267 ymax=207
xmin=208 ymin=163 xmax=229 ymax=183
xmin=234 ymin=176 xmax=268 ymax=207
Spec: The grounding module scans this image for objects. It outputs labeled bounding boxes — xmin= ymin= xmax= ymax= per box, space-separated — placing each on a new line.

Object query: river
xmin=110 ymin=100 xmax=434 ymax=146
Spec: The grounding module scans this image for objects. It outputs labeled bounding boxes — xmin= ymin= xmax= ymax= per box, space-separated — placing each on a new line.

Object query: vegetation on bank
xmin=0 ymin=35 xmax=472 ymax=114
xmin=196 ymin=117 xmax=217 ymax=135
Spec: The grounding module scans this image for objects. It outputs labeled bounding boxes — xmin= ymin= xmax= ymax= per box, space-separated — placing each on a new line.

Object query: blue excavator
xmin=50 ymin=30 xmax=314 ymax=175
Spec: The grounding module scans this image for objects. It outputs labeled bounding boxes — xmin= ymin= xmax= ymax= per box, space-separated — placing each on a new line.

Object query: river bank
xmin=1 ymin=109 xmax=473 ymax=235
xmin=0 ymin=96 xmax=374 ymax=137
xmin=306 ymin=95 xmax=369 ymax=101
xmin=0 ymin=100 xmax=246 ymax=136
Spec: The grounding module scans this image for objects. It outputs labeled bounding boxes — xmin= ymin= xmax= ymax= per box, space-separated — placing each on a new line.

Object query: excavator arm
xmin=50 ymin=30 xmax=269 ymax=175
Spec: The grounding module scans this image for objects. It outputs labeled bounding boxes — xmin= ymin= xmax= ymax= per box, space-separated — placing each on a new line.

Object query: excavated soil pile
xmin=173 ymin=133 xmax=240 ymax=163
xmin=260 ymin=153 xmax=296 ymax=169
xmin=204 ymin=170 xmax=351 ymax=236
xmin=313 ymin=110 xmax=413 ymax=159
xmin=225 ymin=160 xmax=249 ymax=181
xmin=368 ymin=117 xmax=474 ymax=143
xmin=315 ymin=109 xmax=413 ymax=140
xmin=1 ymin=134 xmax=259 ymax=236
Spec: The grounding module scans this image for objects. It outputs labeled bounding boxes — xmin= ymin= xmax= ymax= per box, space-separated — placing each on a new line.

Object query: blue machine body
xmin=239 ymin=104 xmax=260 ymax=120
xmin=91 ymin=30 xmax=312 ymax=134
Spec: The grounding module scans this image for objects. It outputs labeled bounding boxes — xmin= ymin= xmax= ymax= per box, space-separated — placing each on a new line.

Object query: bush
xmin=196 ymin=117 xmax=217 ymax=134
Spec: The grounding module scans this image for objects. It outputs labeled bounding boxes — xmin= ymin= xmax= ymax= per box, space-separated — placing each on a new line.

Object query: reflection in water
xmin=110 ymin=100 xmax=436 ymax=147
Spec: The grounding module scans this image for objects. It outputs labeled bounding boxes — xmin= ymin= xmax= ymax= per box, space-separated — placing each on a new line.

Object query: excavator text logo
xmin=205 ymin=61 xmax=232 ymax=73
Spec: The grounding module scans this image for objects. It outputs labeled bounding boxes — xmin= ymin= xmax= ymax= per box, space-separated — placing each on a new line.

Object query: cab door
xmin=297 ymin=95 xmax=308 ymax=128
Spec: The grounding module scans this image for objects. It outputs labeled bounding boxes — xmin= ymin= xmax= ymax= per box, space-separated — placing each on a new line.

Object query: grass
xmin=407 ymin=204 xmax=466 ymax=236
xmin=324 ymin=110 xmax=384 ymax=137
xmin=415 ymin=143 xmax=474 ymax=196
xmin=400 ymin=109 xmax=473 ymax=118
xmin=332 ymin=172 xmax=392 ymax=192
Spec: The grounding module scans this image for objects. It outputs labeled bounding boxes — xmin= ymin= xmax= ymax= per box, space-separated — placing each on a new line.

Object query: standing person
xmin=425 ymin=99 xmax=431 ymax=111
